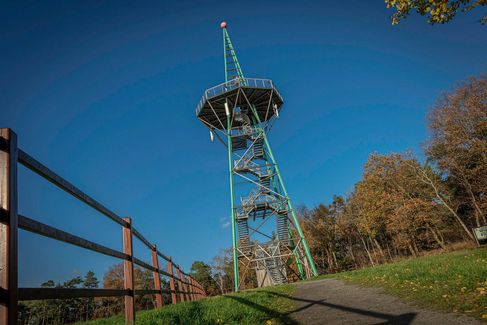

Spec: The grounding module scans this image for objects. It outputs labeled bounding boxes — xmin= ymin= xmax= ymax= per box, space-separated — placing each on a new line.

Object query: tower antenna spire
xmin=221 ymin=21 xmax=245 ymax=82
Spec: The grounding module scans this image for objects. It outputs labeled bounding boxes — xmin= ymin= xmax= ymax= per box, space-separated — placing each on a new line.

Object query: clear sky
xmin=1 ymin=1 xmax=486 ymax=287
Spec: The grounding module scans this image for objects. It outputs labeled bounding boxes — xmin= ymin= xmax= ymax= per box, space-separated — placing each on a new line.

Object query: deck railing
xmin=0 ymin=128 xmax=206 ymax=324
xmin=195 ymin=77 xmax=277 ymax=116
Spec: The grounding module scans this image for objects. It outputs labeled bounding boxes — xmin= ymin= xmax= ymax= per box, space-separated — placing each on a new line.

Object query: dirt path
xmin=289 ymin=279 xmax=480 ymax=325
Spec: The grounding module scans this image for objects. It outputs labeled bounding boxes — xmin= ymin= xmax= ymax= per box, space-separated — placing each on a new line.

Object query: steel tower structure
xmin=196 ymin=22 xmax=317 ymax=291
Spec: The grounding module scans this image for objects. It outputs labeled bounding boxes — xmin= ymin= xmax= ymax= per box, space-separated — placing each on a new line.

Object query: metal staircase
xmin=255 ymin=244 xmax=287 ymax=285
xmin=237 ymin=219 xmax=251 ymax=255
xmin=277 ymin=210 xmax=290 ymax=247
xmin=253 ymin=139 xmax=264 ymax=159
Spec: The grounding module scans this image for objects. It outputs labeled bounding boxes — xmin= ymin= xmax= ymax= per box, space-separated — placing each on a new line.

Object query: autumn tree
xmin=96 ymin=263 xmax=165 ymax=318
xmin=353 ymin=153 xmax=467 ymax=255
xmin=301 ymin=152 xmax=468 ymax=273
xmin=351 ymin=158 xmax=393 ymax=263
xmin=335 ymin=199 xmax=365 ymax=268
xmin=385 ymin=0 xmax=487 ymax=25
xmin=426 ymin=75 xmax=487 ymax=229
xmin=301 ymin=202 xmax=340 ymax=273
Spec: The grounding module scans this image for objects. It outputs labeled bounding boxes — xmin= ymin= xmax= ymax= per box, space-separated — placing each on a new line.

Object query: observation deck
xmin=196 ymin=77 xmax=284 ymax=130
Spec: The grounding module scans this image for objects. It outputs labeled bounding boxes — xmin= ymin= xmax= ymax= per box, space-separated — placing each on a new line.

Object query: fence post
xmin=0 ymin=129 xmax=18 ymax=325
xmin=167 ymin=257 xmax=177 ymax=304
xmin=196 ymin=281 xmax=200 ymax=300
xmin=191 ymin=277 xmax=198 ymax=300
xmin=151 ymin=244 xmax=163 ymax=308
xmin=176 ymin=266 xmax=185 ymax=302
xmin=182 ymin=273 xmax=190 ymax=301
xmin=221 ymin=275 xmax=225 ymax=295
xmin=122 ymin=217 xmax=134 ymax=323
xmin=187 ymin=276 xmax=193 ymax=301
xmin=199 ymin=281 xmax=203 ymax=299
xmin=185 ymin=275 xmax=192 ymax=302
xmin=194 ymin=280 xmax=199 ymax=300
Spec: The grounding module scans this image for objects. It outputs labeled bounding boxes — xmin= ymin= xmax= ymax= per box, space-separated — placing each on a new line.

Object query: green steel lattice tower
xmin=196 ymin=22 xmax=317 ymax=292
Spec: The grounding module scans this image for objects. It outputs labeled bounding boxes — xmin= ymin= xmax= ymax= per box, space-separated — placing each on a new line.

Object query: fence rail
xmin=0 ymin=128 xmax=206 ymax=324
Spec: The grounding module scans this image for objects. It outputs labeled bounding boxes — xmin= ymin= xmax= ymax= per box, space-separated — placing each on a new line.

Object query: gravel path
xmin=288 ymin=279 xmax=481 ymax=325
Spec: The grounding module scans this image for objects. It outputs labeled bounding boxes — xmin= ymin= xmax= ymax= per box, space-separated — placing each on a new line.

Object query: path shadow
xmin=224 ymin=291 xmax=417 ymax=325
xmin=268 ymin=291 xmax=417 ymax=325
xmin=225 ymin=294 xmax=299 ymax=324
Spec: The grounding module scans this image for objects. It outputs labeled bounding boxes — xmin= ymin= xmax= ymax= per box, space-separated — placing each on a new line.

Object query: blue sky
xmin=1 ymin=1 xmax=486 ymax=287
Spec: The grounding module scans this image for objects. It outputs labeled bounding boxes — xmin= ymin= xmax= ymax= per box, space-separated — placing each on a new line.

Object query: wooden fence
xmin=0 ymin=128 xmax=206 ymax=324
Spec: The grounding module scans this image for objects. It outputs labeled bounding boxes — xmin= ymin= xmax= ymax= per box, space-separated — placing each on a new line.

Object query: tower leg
xmin=247 ymin=104 xmax=318 ymax=277
xmin=227 ymin=115 xmax=239 ymax=292
xmin=262 ymin=135 xmax=318 ymax=276
xmin=266 ymin=152 xmax=305 ymax=279
xmin=288 ymin=227 xmax=305 ymax=279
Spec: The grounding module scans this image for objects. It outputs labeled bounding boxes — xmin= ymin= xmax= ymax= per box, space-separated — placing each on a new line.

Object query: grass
xmin=78 ymin=284 xmax=295 ymax=325
xmin=80 ymin=247 xmax=487 ymax=324
xmin=321 ymin=247 xmax=487 ymax=321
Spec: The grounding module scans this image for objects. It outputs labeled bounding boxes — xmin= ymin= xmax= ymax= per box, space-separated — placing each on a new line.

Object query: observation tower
xmin=196 ymin=22 xmax=317 ymax=291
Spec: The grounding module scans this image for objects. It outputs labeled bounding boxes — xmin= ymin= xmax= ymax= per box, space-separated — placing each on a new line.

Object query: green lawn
xmin=78 ymin=284 xmax=295 ymax=325
xmin=322 ymin=247 xmax=487 ymax=321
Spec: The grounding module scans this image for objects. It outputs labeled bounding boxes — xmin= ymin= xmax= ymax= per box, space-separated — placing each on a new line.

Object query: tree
xmin=404 ymin=158 xmax=476 ymax=241
xmin=333 ymin=153 xmax=461 ymax=266
xmin=426 ymin=75 xmax=487 ymax=229
xmin=190 ymin=261 xmax=219 ymax=296
xmin=59 ymin=276 xmax=84 ymax=323
xmin=84 ymin=271 xmax=99 ymax=288
xmin=96 ymin=263 xmax=160 ymax=318
xmin=82 ymin=271 xmax=99 ymax=321
xmin=18 ymin=274 xmax=96 ymax=324
xmin=335 ymin=199 xmax=364 ymax=269
xmin=385 ymin=0 xmax=487 ymax=25
xmin=212 ymin=248 xmax=234 ymax=294
xmin=300 ymin=203 xmax=340 ymax=273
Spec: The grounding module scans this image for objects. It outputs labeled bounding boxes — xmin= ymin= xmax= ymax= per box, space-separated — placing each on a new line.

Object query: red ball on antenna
xmin=220 ymin=21 xmax=227 ymax=29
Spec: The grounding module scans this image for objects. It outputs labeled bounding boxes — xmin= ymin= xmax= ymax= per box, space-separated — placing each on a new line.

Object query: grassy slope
xmin=78 ymin=284 xmax=295 ymax=325
xmin=322 ymin=247 xmax=487 ymax=320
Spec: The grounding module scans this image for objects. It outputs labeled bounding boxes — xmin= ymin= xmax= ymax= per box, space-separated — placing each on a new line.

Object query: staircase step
xmin=277 ymin=211 xmax=291 ymax=246
xmin=231 ymin=136 xmax=247 ymax=150
xmin=260 ymin=177 xmax=271 ymax=193
xmin=237 ymin=219 xmax=251 ymax=255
